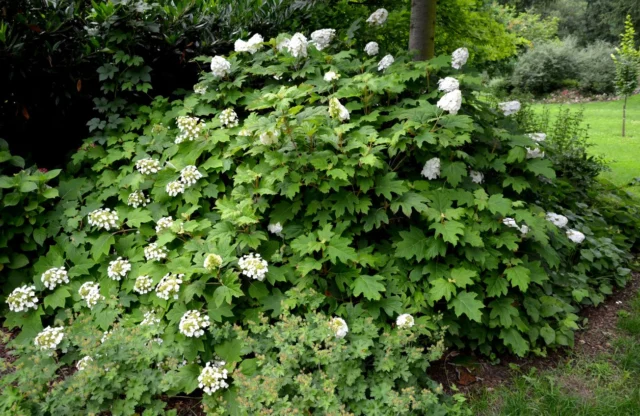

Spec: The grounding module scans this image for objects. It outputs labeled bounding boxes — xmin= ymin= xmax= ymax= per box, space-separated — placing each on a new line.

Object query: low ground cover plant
xmin=1 ymin=13 xmax=639 ymax=415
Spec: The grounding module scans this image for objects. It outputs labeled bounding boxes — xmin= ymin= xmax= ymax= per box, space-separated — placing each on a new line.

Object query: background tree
xmin=612 ymin=15 xmax=640 ymax=137
xmin=585 ymin=0 xmax=640 ymax=44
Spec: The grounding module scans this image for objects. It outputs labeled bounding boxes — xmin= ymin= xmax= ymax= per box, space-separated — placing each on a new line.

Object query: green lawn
xmin=470 ymin=288 xmax=640 ymax=415
xmin=532 ymin=95 xmax=640 ymax=193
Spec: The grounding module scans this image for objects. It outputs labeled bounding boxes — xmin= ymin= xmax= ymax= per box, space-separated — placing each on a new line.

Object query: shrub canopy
xmin=1 ymin=22 xmax=639 ymax=415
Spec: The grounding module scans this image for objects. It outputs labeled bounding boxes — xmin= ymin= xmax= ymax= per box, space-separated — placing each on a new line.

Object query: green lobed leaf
xmin=351 ymin=275 xmax=386 ymax=300
xmin=450 ymin=291 xmax=484 ymax=322
xmin=505 ymin=266 xmax=531 ymax=292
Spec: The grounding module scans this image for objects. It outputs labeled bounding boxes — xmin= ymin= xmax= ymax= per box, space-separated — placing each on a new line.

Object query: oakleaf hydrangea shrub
xmin=0 ymin=139 xmax=61 ymax=294
xmin=2 ymin=23 xmax=639 ymax=414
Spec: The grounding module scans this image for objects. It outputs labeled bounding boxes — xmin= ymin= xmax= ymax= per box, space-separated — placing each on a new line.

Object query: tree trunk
xmin=409 ymin=0 xmax=437 ymax=61
xmin=425 ymin=0 xmax=437 ymax=60
xmin=623 ymin=94 xmax=627 ymax=137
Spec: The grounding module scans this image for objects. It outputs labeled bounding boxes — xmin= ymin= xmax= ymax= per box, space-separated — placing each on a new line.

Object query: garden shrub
xmin=511 ymin=37 xmax=580 ymax=95
xmin=0 ymin=139 xmax=60 ymax=295
xmin=575 ymin=41 xmax=617 ymax=94
xmin=485 ymin=76 xmax=511 ymax=98
xmin=1 ymin=20 xmax=639 ymax=414
xmin=1 ymin=318 xmax=170 ymax=415
xmin=511 ymin=37 xmax=617 ymax=95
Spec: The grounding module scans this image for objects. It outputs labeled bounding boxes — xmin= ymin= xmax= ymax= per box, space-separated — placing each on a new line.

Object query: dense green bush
xmin=511 ymin=38 xmax=579 ymax=94
xmin=1 ymin=319 xmax=170 ymax=414
xmin=511 ymin=37 xmax=617 ymax=95
xmin=576 ymin=41 xmax=617 ymax=94
xmin=0 ymin=140 xmax=61 ymax=296
xmin=1 ymin=22 xmax=639 ymax=414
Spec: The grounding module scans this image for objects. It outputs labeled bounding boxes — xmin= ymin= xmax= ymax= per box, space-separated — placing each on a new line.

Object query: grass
xmin=470 ymin=290 xmax=640 ymax=416
xmin=531 ymin=95 xmax=640 ymax=194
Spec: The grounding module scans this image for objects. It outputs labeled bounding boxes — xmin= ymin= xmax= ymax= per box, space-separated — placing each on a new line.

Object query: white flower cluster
xmin=180 ymin=165 xmax=203 ymax=187
xmin=166 ymin=180 xmax=185 ymax=197
xmin=324 ymin=71 xmax=340 ymax=82
xmin=437 ymin=89 xmax=462 ymax=115
xmin=144 ymin=243 xmax=168 ymax=262
xmin=79 ymin=281 xmax=103 ymax=309
xmin=566 ymin=229 xmax=586 ymax=244
xmin=268 ymin=222 xmax=283 ymax=235
xmin=329 ymin=317 xmax=349 ymax=339
xmin=438 ymin=77 xmax=460 ymax=93
xmin=276 ymin=37 xmax=290 ymax=52
xmin=204 ymin=253 xmax=223 ymax=271
xmin=127 ymin=190 xmax=151 ymax=208
xmin=156 ymin=216 xmax=174 ymax=233
xmin=499 ymin=100 xmax=521 ymax=116
xmin=287 ymin=33 xmax=308 ymax=58
xmin=141 ymin=310 xmax=161 ymax=326
xmin=210 ymin=56 xmax=231 ymax=78
xmin=135 ymin=158 xmax=162 ymax=175
xmin=234 ymin=33 xmax=263 ymax=54
xmin=364 ymin=41 xmax=379 ymax=56
xmin=421 ymin=157 xmax=441 ymax=180
xmin=219 ymin=108 xmax=239 ymax=128
xmin=329 ymin=97 xmax=350 ymax=121
xmin=179 ymin=310 xmax=211 ymax=337
xmin=470 ymin=170 xmax=484 ymax=184
xmin=526 ymin=147 xmax=545 ymax=159
xmin=175 ymin=116 xmax=203 ymax=144
xmin=199 ymin=361 xmax=229 ymax=395
xmin=194 ymin=83 xmax=207 ymax=95
xmin=310 ymin=28 xmax=335 ymax=51
xmin=545 ymin=213 xmax=585 ymax=243
xmin=107 ymin=257 xmax=131 ymax=281
xmin=503 ymin=217 xmax=529 ymax=236
xmin=41 ymin=267 xmax=69 ymax=290
xmin=396 ymin=313 xmax=415 ymax=328
xmin=7 ymin=285 xmax=38 ymax=312
xmin=156 ymin=273 xmax=183 ymax=300
xmin=259 ymin=130 xmax=280 ymax=146
xmin=238 ymin=128 xmax=251 ymax=137
xmin=451 ymin=47 xmax=469 ymax=70
xmin=101 ymin=330 xmax=112 ymax=344
xmin=366 ymin=8 xmax=388 ymax=26
xmin=546 ymin=212 xmax=569 ymax=228
xmin=528 ymin=133 xmax=546 ymax=143
xmin=34 ymin=326 xmax=64 ymax=352
xmin=238 ymin=253 xmax=268 ymax=281
xmin=378 ymin=54 xmax=394 ymax=71
xmin=76 ymin=356 xmax=93 ymax=371
xmin=88 ymin=208 xmax=119 ymax=230
xmin=134 ymin=275 xmax=154 ymax=294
